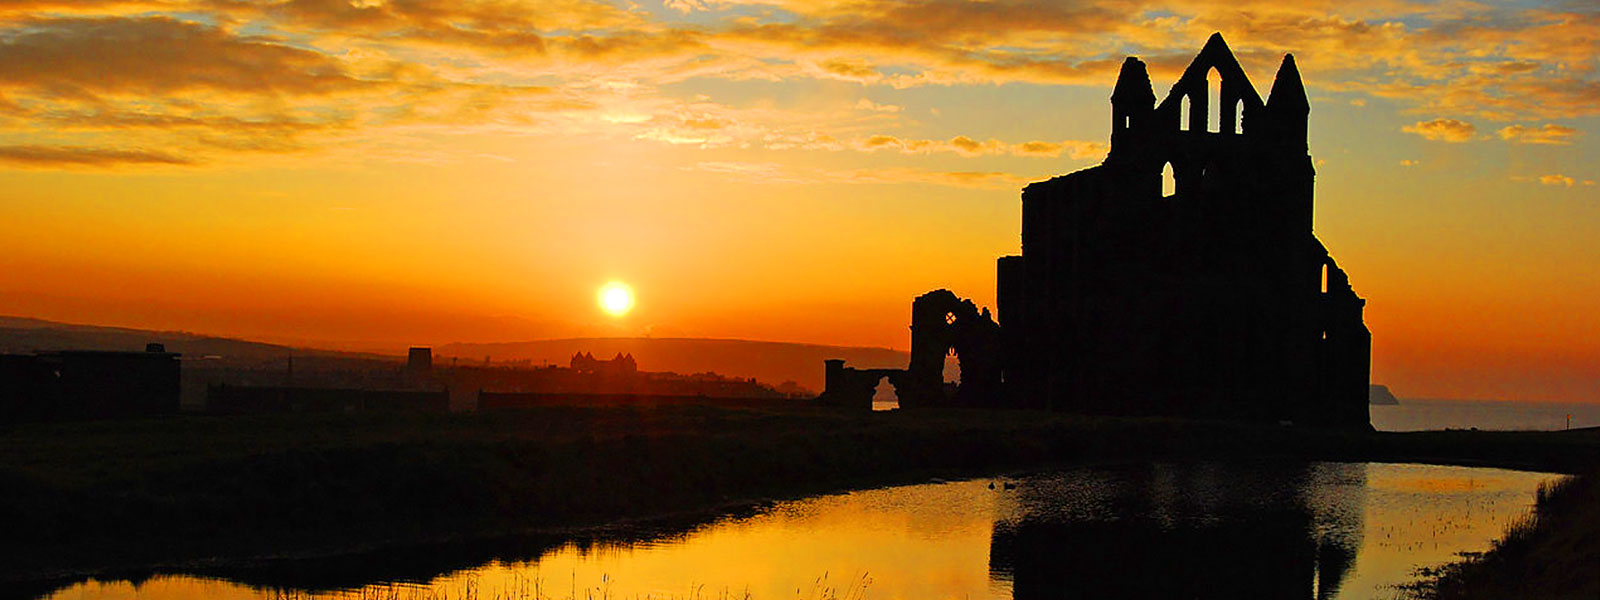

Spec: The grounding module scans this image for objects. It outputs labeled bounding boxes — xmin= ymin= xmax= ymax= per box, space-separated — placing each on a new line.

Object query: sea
xmin=1371 ymin=398 xmax=1600 ymax=431
xmin=868 ymin=398 xmax=1600 ymax=431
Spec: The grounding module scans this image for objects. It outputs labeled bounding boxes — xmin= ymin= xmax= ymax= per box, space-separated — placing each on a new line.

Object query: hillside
xmin=0 ymin=316 xmax=328 ymax=360
xmin=0 ymin=317 xmax=912 ymax=391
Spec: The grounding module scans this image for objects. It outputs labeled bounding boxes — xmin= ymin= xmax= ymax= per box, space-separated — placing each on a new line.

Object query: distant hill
xmin=1369 ymin=384 xmax=1401 ymax=405
xmin=437 ymin=338 xmax=911 ymax=392
xmin=0 ymin=317 xmax=910 ymax=392
xmin=0 ymin=316 xmax=371 ymax=361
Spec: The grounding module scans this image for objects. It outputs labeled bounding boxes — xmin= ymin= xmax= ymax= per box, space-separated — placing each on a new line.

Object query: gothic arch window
xmin=1207 ymin=67 xmax=1222 ymax=133
xmin=1233 ymin=100 xmax=1244 ymax=134
xmin=1162 ymin=161 xmax=1176 ymax=197
xmin=1179 ymin=95 xmax=1191 ymax=132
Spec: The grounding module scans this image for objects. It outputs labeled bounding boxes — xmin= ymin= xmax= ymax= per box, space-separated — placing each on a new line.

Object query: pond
xmin=40 ymin=462 xmax=1561 ymax=600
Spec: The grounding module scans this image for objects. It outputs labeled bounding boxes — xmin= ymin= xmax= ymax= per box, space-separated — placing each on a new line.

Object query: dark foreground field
xmin=2 ymin=404 xmax=1597 ymax=591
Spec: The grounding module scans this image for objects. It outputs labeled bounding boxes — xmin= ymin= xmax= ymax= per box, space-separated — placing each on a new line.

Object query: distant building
xmin=407 ymin=347 xmax=433 ymax=374
xmin=0 ymin=343 xmax=181 ymax=422
xmin=569 ymin=352 xmax=638 ymax=376
xmin=447 ymin=351 xmax=789 ymax=409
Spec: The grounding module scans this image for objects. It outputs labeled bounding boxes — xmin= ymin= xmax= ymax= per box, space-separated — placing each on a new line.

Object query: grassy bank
xmin=2 ymin=405 xmax=1597 ymax=587
xmin=1407 ymin=468 xmax=1600 ymax=600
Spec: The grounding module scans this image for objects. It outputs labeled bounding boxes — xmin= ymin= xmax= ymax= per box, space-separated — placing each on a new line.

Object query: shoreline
xmin=1407 ymin=467 xmax=1599 ymax=600
xmin=4 ymin=405 xmax=1597 ymax=593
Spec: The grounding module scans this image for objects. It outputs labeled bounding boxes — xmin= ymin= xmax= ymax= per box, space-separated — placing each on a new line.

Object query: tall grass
xmin=1403 ymin=469 xmax=1599 ymax=600
xmin=264 ymin=571 xmax=862 ymax=600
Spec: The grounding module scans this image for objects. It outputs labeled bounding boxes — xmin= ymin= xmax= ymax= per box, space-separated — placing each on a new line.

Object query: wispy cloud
xmin=1403 ymin=118 xmax=1477 ymax=142
xmin=0 ymin=144 xmax=192 ymax=167
xmin=1539 ymin=174 xmax=1575 ymax=188
xmin=1512 ymin=173 xmax=1586 ymax=188
xmin=856 ymin=134 xmax=1104 ymax=159
xmin=687 ymin=161 xmax=1027 ymax=189
xmin=1497 ymin=124 xmax=1580 ymax=145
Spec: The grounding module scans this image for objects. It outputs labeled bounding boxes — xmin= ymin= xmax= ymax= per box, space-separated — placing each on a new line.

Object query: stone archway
xmin=902 ymin=289 xmax=1002 ymax=408
xmin=817 ymin=359 xmax=906 ymax=411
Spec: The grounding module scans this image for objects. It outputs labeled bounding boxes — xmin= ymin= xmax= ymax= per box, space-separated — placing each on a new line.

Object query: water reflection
xmin=35 ymin=462 xmax=1560 ymax=600
xmin=990 ymin=463 xmax=1364 ymax=599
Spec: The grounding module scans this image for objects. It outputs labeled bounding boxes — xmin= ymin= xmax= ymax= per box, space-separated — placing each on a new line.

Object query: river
xmin=40 ymin=461 xmax=1561 ymax=600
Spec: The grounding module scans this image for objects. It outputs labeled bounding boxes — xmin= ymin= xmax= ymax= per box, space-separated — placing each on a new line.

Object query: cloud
xmin=855 ymin=135 xmax=1104 ymax=159
xmin=1402 ymin=118 xmax=1477 ymax=142
xmin=0 ymin=144 xmax=192 ymax=167
xmin=855 ymin=99 xmax=901 ymax=113
xmin=663 ymin=0 xmax=713 ymax=13
xmin=258 ymin=0 xmax=637 ymax=53
xmin=0 ymin=0 xmax=1592 ymax=174
xmin=1013 ymin=140 xmax=1107 ymax=159
xmin=0 ymin=16 xmax=368 ymax=96
xmin=688 ymin=161 xmax=1026 ymax=189
xmin=1539 ymin=174 xmax=1575 ymax=188
xmin=1497 ymin=124 xmax=1580 ymax=145
xmin=1513 ymin=173 xmax=1581 ymax=188
xmin=1400 ymin=159 xmax=1419 ymax=167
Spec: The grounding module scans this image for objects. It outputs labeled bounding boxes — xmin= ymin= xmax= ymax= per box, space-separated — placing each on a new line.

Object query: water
xmin=1372 ymin=399 xmax=1600 ymax=432
xmin=40 ymin=462 xmax=1561 ymax=600
xmin=875 ymin=399 xmax=1600 ymax=430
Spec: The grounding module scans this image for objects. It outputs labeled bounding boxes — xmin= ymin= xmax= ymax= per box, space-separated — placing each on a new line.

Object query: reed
xmin=1404 ymin=469 xmax=1598 ymax=600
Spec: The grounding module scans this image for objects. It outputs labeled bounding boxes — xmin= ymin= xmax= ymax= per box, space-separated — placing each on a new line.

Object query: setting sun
xmin=599 ymin=282 xmax=635 ymax=317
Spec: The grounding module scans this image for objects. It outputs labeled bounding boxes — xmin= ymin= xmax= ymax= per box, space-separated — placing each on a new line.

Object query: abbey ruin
xmin=820 ymin=34 xmax=1372 ymax=429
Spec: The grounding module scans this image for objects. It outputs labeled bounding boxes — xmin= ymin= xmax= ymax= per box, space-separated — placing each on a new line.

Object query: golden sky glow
xmin=0 ymin=0 xmax=1595 ymax=402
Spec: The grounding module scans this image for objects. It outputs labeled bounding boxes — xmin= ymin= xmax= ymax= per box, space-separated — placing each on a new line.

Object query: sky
xmin=0 ymin=0 xmax=1595 ymax=403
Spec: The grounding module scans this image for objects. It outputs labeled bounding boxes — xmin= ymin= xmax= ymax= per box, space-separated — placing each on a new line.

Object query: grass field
xmin=2 ymin=404 xmax=1597 ymax=588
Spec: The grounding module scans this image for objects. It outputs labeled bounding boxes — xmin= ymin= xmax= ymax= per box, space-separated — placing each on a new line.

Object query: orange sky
xmin=0 ymin=1 xmax=1595 ymax=403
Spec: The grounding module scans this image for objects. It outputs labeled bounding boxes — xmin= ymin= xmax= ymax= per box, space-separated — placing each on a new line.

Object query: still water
xmin=44 ymin=462 xmax=1561 ymax=600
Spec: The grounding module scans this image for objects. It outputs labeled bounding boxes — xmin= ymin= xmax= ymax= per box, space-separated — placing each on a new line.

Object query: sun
xmin=598 ymin=281 xmax=634 ymax=316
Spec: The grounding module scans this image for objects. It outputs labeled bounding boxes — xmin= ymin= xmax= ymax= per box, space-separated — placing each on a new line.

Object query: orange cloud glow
xmin=0 ymin=0 xmax=1595 ymax=404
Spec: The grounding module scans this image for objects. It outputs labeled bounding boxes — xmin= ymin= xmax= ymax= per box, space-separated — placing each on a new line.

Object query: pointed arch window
xmin=1207 ymin=68 xmax=1222 ymax=133
xmin=1179 ymin=95 xmax=1191 ymax=132
xmin=1162 ymin=162 xmax=1176 ymax=197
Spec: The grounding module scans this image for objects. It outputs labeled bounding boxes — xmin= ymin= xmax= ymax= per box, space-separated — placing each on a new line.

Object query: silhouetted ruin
xmin=815 ymin=359 xmax=903 ymax=410
xmin=824 ymin=35 xmax=1372 ymax=429
xmin=406 ymin=347 xmax=433 ymax=374
xmin=0 ymin=343 xmax=180 ymax=422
